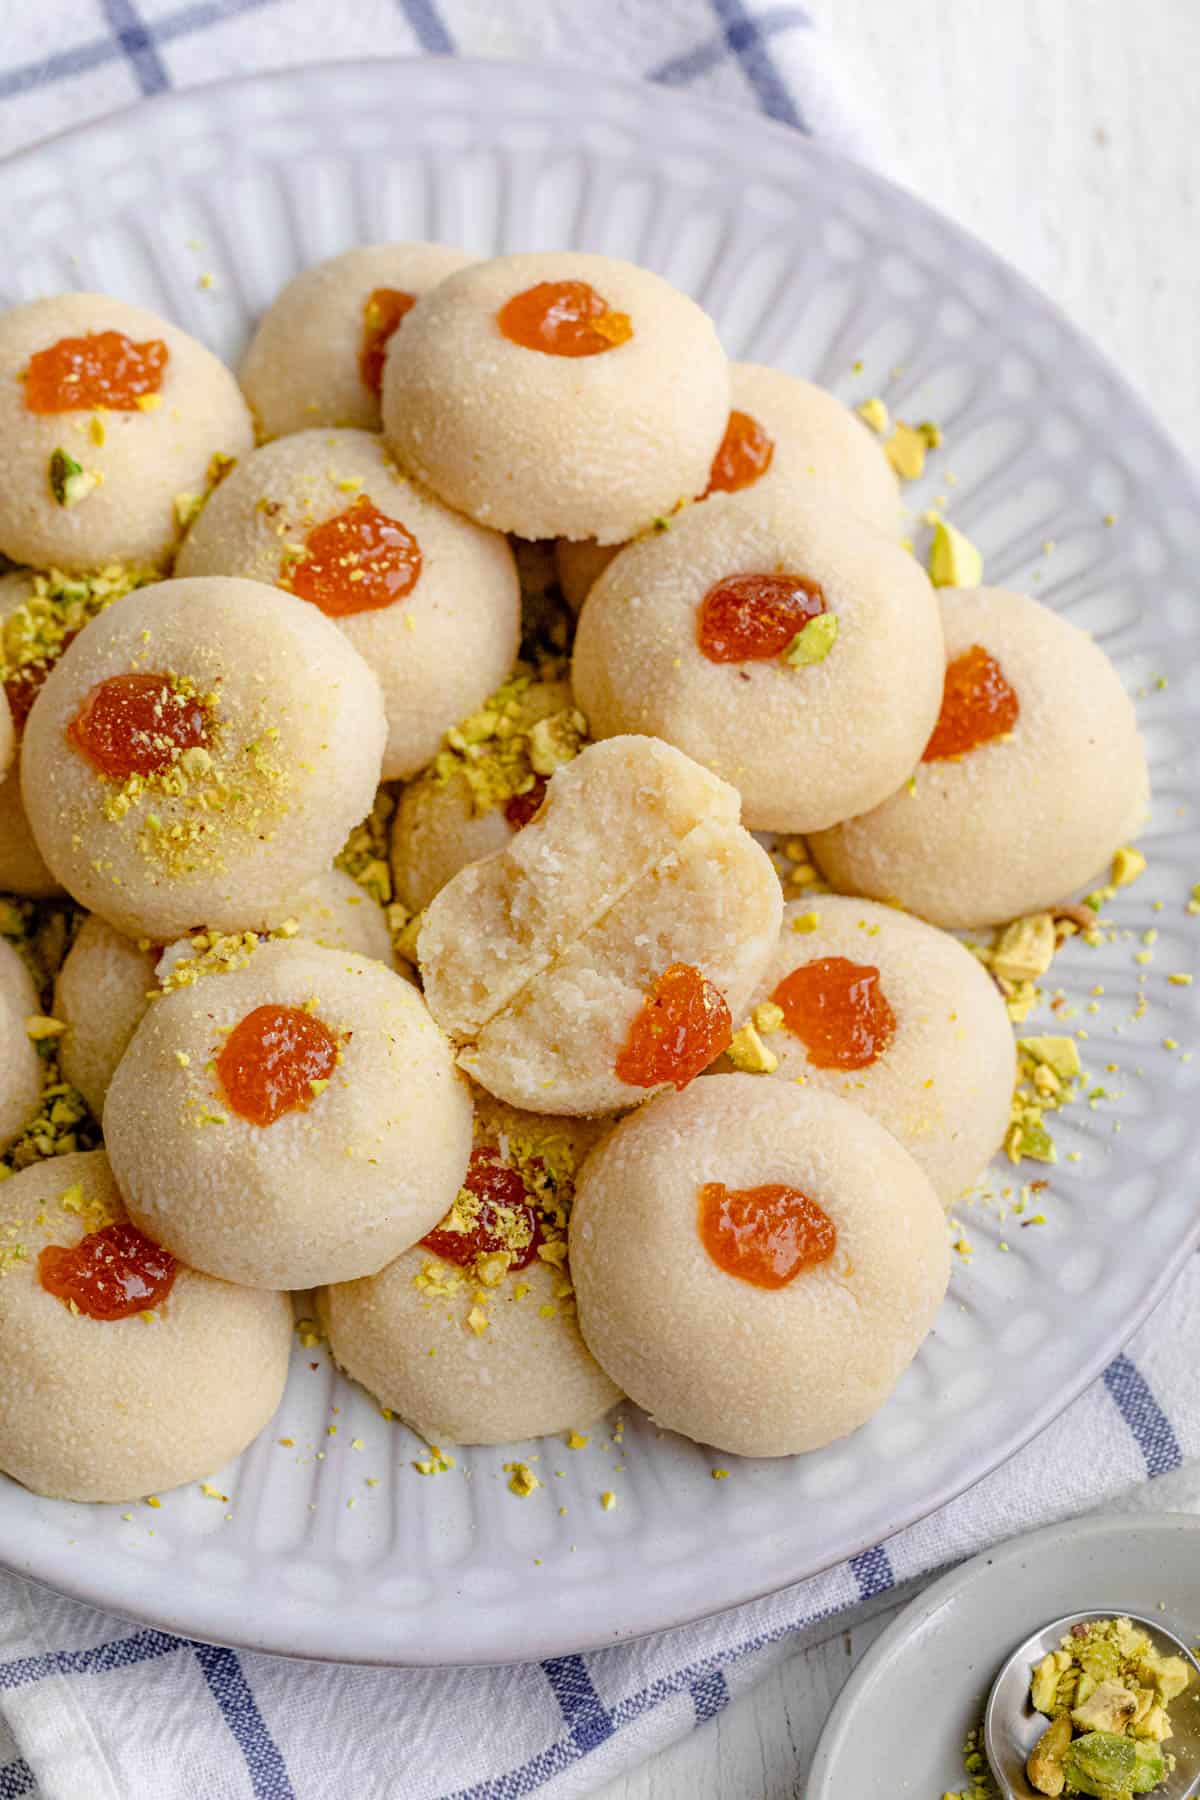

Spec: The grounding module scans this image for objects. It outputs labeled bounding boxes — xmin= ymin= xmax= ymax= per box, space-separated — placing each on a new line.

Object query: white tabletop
xmin=598 ymin=1 xmax=1200 ymax=1792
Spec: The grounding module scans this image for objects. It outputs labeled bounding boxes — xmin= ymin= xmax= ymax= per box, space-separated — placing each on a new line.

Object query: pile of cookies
xmin=0 ymin=245 xmax=1147 ymax=1503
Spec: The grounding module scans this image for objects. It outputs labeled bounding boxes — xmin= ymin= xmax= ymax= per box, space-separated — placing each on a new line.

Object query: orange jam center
xmin=922 ymin=644 xmax=1019 ymax=762
xmin=359 ymin=287 xmax=416 ymax=395
xmin=697 ymin=572 xmax=826 ymax=663
xmin=503 ymin=776 xmax=548 ymax=831
xmin=697 ymin=1182 xmax=836 ymax=1289
xmin=497 ymin=281 xmax=634 ymax=357
xmin=216 ymin=1004 xmax=339 ymax=1127
xmin=703 ymin=410 xmax=775 ymax=497
xmin=615 ymin=962 xmax=732 ymax=1091
xmin=772 ymin=956 xmax=896 ymax=1071
xmin=38 ymin=1221 xmax=177 ymax=1320
xmin=287 ymin=496 xmax=422 ymax=617
xmin=24 ymin=331 xmax=168 ymax=413
xmin=67 ymin=672 xmax=209 ymax=780
xmin=421 ymin=1146 xmax=541 ymax=1271
xmin=5 ymin=631 xmax=80 ymax=734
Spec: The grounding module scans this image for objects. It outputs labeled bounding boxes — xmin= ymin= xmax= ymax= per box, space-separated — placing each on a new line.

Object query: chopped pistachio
xmin=783 ymin=612 xmax=838 ymax=667
xmin=726 ymin=1022 xmax=778 ymax=1074
xmin=856 ymin=396 xmax=889 ymax=435
xmin=1019 ymin=1036 xmax=1082 ymax=1083
xmin=1111 ymin=846 xmax=1146 ymax=888
xmin=993 ymin=913 xmax=1057 ymax=984
xmin=48 ymin=448 xmax=101 ymax=507
xmin=884 ymin=421 xmax=928 ymax=481
xmin=929 ymin=519 xmax=984 ymax=590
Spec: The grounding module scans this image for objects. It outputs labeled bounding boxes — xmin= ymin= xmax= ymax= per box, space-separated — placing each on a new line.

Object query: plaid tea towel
xmin=0 ymin=5 xmax=1195 ymax=1798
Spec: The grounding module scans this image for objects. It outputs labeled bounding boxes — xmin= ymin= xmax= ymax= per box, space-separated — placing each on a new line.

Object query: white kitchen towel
xmin=0 ymin=5 xmax=1194 ymax=1799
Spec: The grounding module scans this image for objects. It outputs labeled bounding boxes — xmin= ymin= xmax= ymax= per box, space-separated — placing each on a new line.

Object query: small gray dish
xmin=808 ymin=1513 xmax=1200 ymax=1797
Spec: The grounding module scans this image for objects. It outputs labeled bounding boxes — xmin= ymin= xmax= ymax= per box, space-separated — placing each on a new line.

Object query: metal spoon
xmin=984 ymin=1610 xmax=1200 ymax=1799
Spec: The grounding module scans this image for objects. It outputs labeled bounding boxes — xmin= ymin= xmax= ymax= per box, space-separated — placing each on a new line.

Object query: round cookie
xmin=736 ymin=896 xmax=1015 ymax=1204
xmin=381 ymin=251 xmax=730 ymax=543
xmin=56 ymin=874 xmax=395 ymax=1123
xmin=572 ymin=489 xmax=944 ymax=833
xmin=0 ymin=937 xmax=42 ymax=1153
xmin=553 ymin=361 xmax=903 ymax=611
xmin=104 ymin=940 xmax=473 ymax=1289
xmin=569 ymin=1075 xmax=949 ymax=1458
xmin=239 ymin=242 xmax=476 ymax=439
xmin=0 ymin=293 xmax=253 ymax=571
xmin=808 ymin=586 xmax=1150 ymax=928
xmin=0 ymin=1152 xmax=292 ymax=1502
xmin=21 ymin=576 xmax=387 ymax=941
xmin=54 ymin=916 xmax=157 ymax=1122
xmin=175 ymin=429 xmax=520 ymax=780
xmin=320 ymin=1096 xmax=620 ymax=1444
xmin=390 ymin=675 xmax=583 ymax=913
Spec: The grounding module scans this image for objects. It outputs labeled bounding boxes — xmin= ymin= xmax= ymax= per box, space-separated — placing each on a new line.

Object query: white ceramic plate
xmin=1 ymin=58 xmax=1198 ymax=1667
xmin=808 ymin=1512 xmax=1200 ymax=1796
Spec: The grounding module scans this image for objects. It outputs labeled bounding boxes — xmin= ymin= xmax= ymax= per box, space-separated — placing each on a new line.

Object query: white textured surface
xmin=1 ymin=56 xmax=1199 ymax=1669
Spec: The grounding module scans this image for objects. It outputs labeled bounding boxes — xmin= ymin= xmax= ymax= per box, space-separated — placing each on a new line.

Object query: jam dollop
xmin=772 ymin=957 xmax=896 ymax=1071
xmin=288 ymin=497 xmax=422 ymax=617
xmin=5 ymin=634 xmax=79 ymax=734
xmin=421 ymin=1146 xmax=541 ymax=1270
xmin=25 ymin=332 xmax=168 ymax=413
xmin=67 ymin=673 xmax=208 ymax=780
xmin=216 ymin=1004 xmax=339 ymax=1127
xmin=697 ymin=1182 xmax=837 ymax=1289
xmin=615 ymin=962 xmax=732 ymax=1091
xmin=503 ymin=776 xmax=548 ymax=831
xmin=703 ymin=410 xmax=775 ymax=497
xmin=359 ymin=288 xmax=416 ymax=395
xmin=39 ymin=1221 xmax=177 ymax=1320
xmin=697 ymin=572 xmax=826 ymax=663
xmin=922 ymin=645 xmax=1019 ymax=762
xmin=497 ymin=281 xmax=633 ymax=358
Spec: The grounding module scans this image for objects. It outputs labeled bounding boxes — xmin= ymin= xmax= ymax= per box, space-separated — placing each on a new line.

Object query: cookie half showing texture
xmin=462 ymin=815 xmax=782 ymax=1115
xmin=239 ymin=241 xmax=476 ymax=439
xmin=809 ymin=586 xmax=1150 ymax=928
xmin=390 ymin=674 xmax=585 ymax=914
xmin=569 ymin=1074 xmax=949 ymax=1458
xmin=0 ymin=1152 xmax=292 ymax=1503
xmin=553 ymin=359 xmax=904 ymax=612
xmin=320 ymin=1095 xmax=620 ymax=1445
xmin=103 ymin=941 xmax=472 ymax=1290
xmin=176 ymin=429 xmax=520 ymax=780
xmin=418 ymin=735 xmax=742 ymax=1040
xmin=572 ymin=488 xmax=943 ymax=833
xmin=730 ymin=896 xmax=1015 ymax=1204
xmin=0 ymin=293 xmax=252 ymax=571
xmin=0 ymin=937 xmax=42 ymax=1154
xmin=382 ymin=251 xmax=730 ymax=543
xmin=21 ymin=576 xmax=386 ymax=941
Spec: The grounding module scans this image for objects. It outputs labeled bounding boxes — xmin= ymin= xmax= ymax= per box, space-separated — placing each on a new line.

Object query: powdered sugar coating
xmin=0 ymin=293 xmax=252 ymax=571
xmin=809 ymin=586 xmax=1150 ymax=927
xmin=20 ymin=577 xmax=387 ymax=940
xmin=569 ymin=1075 xmax=948 ymax=1458
xmin=382 ymin=252 xmax=730 ymax=543
xmin=239 ymin=242 xmax=476 ymax=439
xmin=175 ymin=430 xmax=519 ymax=779
xmin=0 ymin=1152 xmax=292 ymax=1502
xmin=571 ymin=489 xmax=944 ymax=832
xmin=104 ymin=942 xmax=472 ymax=1290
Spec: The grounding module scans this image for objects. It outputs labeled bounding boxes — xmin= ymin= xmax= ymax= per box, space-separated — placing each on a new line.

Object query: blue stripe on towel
xmin=395 ymin=0 xmax=456 ymax=54
xmin=192 ymin=1644 xmax=296 ymax=1800
xmin=100 ymin=0 xmax=170 ymax=94
xmin=0 ymin=1629 xmax=180 ymax=1690
xmin=690 ymin=1668 xmax=729 ymax=1722
xmin=0 ymin=1759 xmax=35 ymax=1800
xmin=1103 ymin=1353 xmax=1183 ymax=1477
xmin=849 ymin=1544 xmax=895 ymax=1600
xmin=650 ymin=7 xmax=812 ymax=89
xmin=540 ymin=1654 xmax=615 ymax=1752
xmin=707 ymin=0 xmax=810 ymax=129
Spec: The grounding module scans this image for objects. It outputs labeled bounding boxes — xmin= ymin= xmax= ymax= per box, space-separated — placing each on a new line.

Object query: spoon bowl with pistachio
xmin=984 ymin=1611 xmax=1200 ymax=1800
